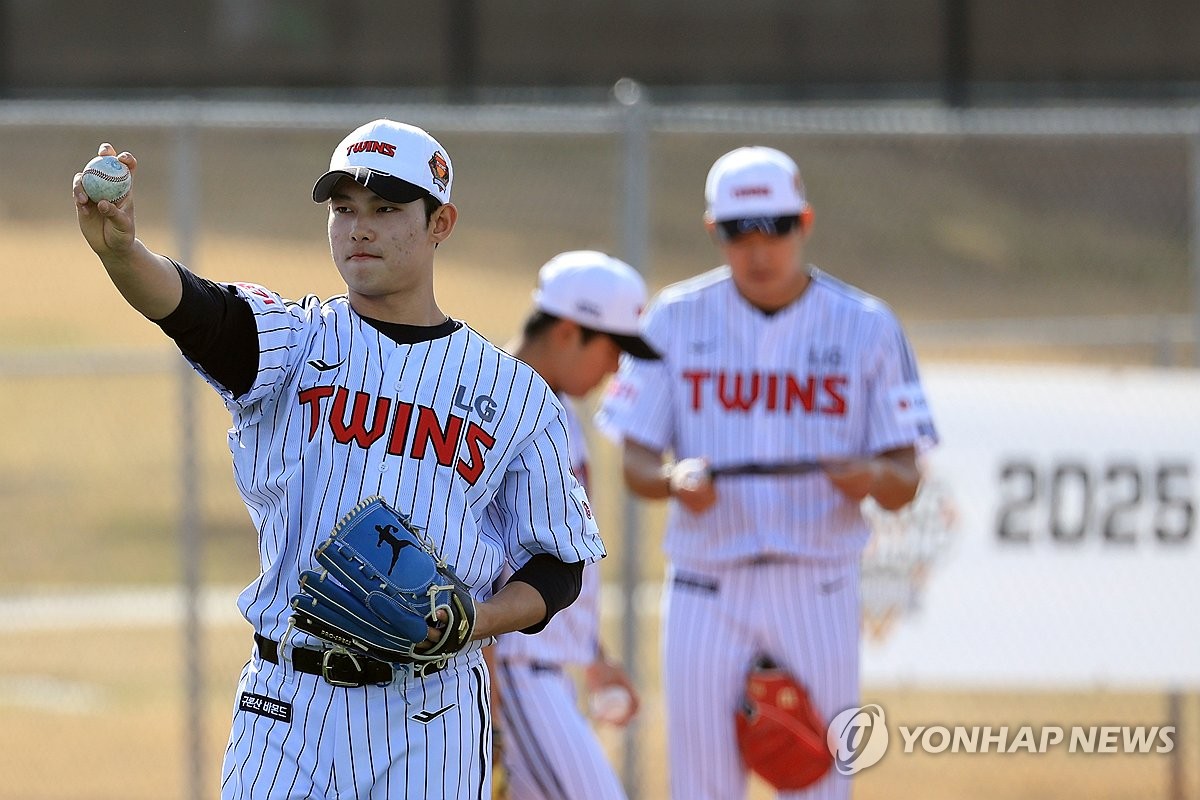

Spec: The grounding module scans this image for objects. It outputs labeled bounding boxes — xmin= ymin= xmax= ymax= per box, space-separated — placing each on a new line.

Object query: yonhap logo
xmin=823 ymin=703 xmax=1175 ymax=774
xmin=827 ymin=704 xmax=889 ymax=775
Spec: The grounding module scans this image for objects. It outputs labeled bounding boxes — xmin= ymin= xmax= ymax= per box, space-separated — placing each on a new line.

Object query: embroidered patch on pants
xmin=239 ymin=692 xmax=292 ymax=723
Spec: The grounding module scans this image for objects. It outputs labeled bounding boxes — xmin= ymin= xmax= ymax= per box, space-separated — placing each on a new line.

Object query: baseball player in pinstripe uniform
xmin=74 ymin=120 xmax=606 ymax=800
xmin=597 ymin=146 xmax=939 ymax=799
xmin=492 ymin=251 xmax=658 ymax=800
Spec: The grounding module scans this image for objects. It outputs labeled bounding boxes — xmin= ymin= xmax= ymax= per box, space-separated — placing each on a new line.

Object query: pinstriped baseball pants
xmin=221 ymin=648 xmax=492 ymax=799
xmin=662 ymin=557 xmax=859 ymax=800
xmin=497 ymin=658 xmax=627 ymax=800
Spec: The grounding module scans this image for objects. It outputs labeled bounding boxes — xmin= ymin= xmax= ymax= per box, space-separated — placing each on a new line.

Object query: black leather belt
xmin=747 ymin=554 xmax=798 ymax=566
xmin=673 ymin=572 xmax=719 ymax=594
xmin=255 ymin=634 xmax=444 ymax=686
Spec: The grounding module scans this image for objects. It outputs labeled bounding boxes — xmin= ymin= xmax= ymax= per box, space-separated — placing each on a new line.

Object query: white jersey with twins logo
xmin=204 ymin=283 xmax=604 ymax=800
xmin=597 ymin=265 xmax=937 ymax=800
xmin=598 ymin=265 xmax=938 ymax=567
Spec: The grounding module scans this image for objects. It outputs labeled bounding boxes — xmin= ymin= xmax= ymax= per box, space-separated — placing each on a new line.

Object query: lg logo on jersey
xmin=453 ymin=384 xmax=497 ymax=422
xmin=807 ymin=345 xmax=842 ymax=367
xmin=298 ymin=384 xmax=497 ymax=484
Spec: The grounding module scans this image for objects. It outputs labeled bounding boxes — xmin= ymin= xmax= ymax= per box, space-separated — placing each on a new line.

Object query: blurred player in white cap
xmin=597 ymin=146 xmax=939 ymax=799
xmin=75 ymin=120 xmax=606 ymax=799
xmin=491 ymin=250 xmax=659 ymax=800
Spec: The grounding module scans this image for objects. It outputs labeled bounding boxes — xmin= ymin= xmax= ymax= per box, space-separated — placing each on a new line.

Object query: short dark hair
xmin=422 ymin=195 xmax=442 ymax=223
xmin=522 ymin=310 xmax=605 ymax=344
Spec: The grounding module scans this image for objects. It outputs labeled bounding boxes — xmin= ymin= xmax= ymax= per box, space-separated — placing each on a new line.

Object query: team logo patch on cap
xmin=428 ymin=152 xmax=450 ymax=192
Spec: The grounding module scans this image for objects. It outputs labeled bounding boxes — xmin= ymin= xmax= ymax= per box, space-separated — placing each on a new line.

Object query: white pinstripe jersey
xmin=495 ymin=396 xmax=601 ymax=665
xmin=191 ymin=283 xmax=606 ymax=647
xmin=597 ymin=266 xmax=938 ymax=568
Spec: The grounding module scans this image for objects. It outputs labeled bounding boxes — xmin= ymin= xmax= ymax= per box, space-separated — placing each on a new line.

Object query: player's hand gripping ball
xmin=80 ymin=155 xmax=132 ymax=203
xmin=589 ymin=685 xmax=635 ymax=725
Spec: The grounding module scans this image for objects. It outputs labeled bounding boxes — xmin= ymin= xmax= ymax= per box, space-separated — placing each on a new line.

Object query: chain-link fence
xmin=1 ymin=95 xmax=1198 ymax=799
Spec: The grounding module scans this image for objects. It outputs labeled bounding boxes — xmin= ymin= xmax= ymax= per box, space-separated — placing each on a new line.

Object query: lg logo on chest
xmin=453 ymin=384 xmax=497 ymax=422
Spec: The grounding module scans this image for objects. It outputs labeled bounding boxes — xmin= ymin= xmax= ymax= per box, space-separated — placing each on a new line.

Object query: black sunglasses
xmin=715 ymin=215 xmax=801 ymax=243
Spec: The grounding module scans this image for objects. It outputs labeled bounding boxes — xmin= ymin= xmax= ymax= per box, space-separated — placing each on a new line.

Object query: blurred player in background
xmin=492 ymin=250 xmax=659 ymax=800
xmin=597 ymin=146 xmax=939 ymax=799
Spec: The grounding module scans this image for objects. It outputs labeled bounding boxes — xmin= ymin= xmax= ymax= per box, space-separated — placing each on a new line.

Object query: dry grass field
xmin=0 ymin=618 xmax=1194 ymax=800
xmin=1 ymin=118 xmax=1198 ymax=798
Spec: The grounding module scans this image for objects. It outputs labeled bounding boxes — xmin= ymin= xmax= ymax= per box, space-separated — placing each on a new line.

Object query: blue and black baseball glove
xmin=289 ymin=496 xmax=477 ymax=670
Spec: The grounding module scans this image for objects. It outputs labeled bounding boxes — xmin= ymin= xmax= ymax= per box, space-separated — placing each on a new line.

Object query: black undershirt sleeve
xmin=154 ymin=260 xmax=259 ymax=398
xmin=505 ymin=554 xmax=585 ymax=634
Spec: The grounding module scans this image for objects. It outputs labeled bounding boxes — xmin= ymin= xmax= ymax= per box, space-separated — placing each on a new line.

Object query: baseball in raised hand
xmin=74 ymin=143 xmax=137 ymax=258
xmin=81 ymin=154 xmax=131 ymax=203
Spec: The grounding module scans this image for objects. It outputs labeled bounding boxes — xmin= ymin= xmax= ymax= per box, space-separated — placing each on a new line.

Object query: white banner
xmin=861 ymin=363 xmax=1200 ymax=688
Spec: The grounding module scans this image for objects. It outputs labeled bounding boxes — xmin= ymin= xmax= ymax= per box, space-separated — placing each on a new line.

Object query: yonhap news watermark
xmin=826 ymin=704 xmax=1176 ymax=775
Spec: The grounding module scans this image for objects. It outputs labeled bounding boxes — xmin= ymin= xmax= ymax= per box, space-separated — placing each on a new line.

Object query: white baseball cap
xmin=704 ymin=146 xmax=807 ymax=222
xmin=312 ymin=119 xmax=452 ymax=206
xmin=533 ymin=251 xmax=660 ymax=360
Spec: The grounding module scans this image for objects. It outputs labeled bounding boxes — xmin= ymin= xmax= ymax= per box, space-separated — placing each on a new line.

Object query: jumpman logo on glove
xmin=375 ymin=524 xmax=415 ymax=575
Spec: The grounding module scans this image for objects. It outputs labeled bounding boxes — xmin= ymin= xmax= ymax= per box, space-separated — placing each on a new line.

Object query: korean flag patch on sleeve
xmin=888 ymin=382 xmax=932 ymax=427
xmin=570 ymin=483 xmax=601 ymax=537
xmin=232 ymin=282 xmax=282 ymax=312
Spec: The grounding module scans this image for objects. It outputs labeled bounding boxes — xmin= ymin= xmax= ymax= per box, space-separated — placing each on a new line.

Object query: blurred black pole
xmin=445 ymin=0 xmax=478 ymax=102
xmin=943 ymin=0 xmax=971 ymax=107
xmin=0 ymin=0 xmax=9 ymax=97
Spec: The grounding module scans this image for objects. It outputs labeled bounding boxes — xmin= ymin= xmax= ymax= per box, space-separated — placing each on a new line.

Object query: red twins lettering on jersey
xmin=297 ymin=385 xmax=497 ymax=484
xmin=345 ymin=140 xmax=396 ymax=157
xmin=682 ymin=370 xmax=847 ymax=415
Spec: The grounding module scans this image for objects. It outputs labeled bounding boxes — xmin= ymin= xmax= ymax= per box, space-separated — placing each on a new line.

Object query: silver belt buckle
xmin=320 ymin=646 xmax=366 ymax=687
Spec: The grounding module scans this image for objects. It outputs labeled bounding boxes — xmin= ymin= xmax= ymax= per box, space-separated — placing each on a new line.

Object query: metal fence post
xmin=172 ymin=112 xmax=204 ymax=800
xmin=614 ymin=77 xmax=650 ymax=800
xmin=1191 ymin=134 xmax=1200 ymax=366
xmin=1166 ymin=689 xmax=1184 ymax=800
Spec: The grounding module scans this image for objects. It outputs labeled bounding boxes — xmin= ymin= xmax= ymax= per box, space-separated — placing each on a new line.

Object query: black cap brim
xmin=610 ymin=333 xmax=661 ymax=360
xmin=312 ymin=167 xmax=430 ymax=204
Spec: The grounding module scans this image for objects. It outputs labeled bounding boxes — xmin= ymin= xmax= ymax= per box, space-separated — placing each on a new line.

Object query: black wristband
xmin=506 ymin=554 xmax=584 ymax=634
